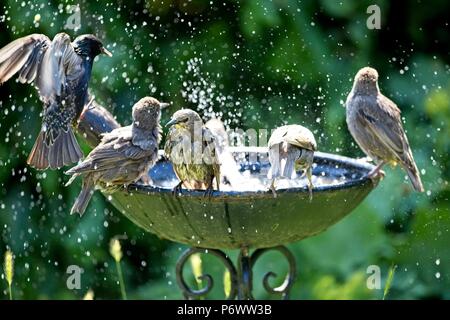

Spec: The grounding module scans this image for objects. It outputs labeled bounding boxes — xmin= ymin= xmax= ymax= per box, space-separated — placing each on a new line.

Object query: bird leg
xmin=77 ymin=97 xmax=96 ymax=124
xmin=85 ymin=96 xmax=96 ymax=110
xmin=367 ymin=161 xmax=385 ymax=179
xmin=269 ymin=179 xmax=277 ymax=198
xmin=172 ymin=181 xmax=183 ymax=196
xmin=222 ymin=175 xmax=231 ymax=186
xmin=204 ymin=177 xmax=214 ymax=198
xmin=306 ymin=167 xmax=313 ymax=202
xmin=357 ymin=156 xmax=373 ymax=163
xmin=140 ymin=174 xmax=152 ymax=185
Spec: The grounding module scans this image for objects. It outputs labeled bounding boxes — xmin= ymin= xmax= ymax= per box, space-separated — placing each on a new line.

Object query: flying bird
xmin=345 ymin=67 xmax=424 ymax=192
xmin=0 ymin=32 xmax=112 ymax=170
xmin=267 ymin=125 xmax=317 ymax=199
xmin=65 ymin=97 xmax=167 ymax=216
xmin=165 ymin=109 xmax=220 ymax=195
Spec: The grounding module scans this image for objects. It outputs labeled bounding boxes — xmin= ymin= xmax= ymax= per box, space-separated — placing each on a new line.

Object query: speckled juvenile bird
xmin=165 ymin=109 xmax=220 ymax=195
xmin=0 ymin=33 xmax=112 ymax=170
xmin=267 ymin=125 xmax=317 ymax=199
xmin=65 ymin=97 xmax=167 ymax=216
xmin=345 ymin=67 xmax=424 ymax=192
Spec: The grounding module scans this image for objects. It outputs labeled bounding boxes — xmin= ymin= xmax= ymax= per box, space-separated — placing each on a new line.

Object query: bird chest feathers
xmin=166 ymin=124 xmax=210 ymax=164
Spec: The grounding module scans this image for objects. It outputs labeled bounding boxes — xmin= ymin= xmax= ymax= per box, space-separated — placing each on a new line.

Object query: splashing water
xmin=181 ymin=57 xmax=241 ymax=129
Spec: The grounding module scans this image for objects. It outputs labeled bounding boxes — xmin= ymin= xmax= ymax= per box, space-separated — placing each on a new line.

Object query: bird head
xmin=73 ymin=34 xmax=112 ymax=58
xmin=353 ymin=67 xmax=379 ymax=95
xmin=132 ymin=97 xmax=169 ymax=130
xmin=165 ymin=109 xmax=203 ymax=129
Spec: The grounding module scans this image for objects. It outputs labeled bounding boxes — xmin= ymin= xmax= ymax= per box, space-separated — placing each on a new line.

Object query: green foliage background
xmin=0 ymin=0 xmax=448 ymax=299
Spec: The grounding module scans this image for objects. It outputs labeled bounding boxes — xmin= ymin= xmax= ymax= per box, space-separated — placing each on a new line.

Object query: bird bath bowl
xmin=109 ymin=147 xmax=378 ymax=249
xmin=106 ymin=146 xmax=380 ymax=299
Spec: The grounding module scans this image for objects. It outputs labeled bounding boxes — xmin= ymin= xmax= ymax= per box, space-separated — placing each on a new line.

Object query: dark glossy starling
xmin=268 ymin=125 xmax=317 ymax=199
xmin=164 ymin=109 xmax=220 ymax=195
xmin=65 ymin=97 xmax=167 ymax=216
xmin=346 ymin=67 xmax=424 ymax=192
xmin=77 ymin=98 xmax=120 ymax=147
xmin=0 ymin=33 xmax=112 ymax=170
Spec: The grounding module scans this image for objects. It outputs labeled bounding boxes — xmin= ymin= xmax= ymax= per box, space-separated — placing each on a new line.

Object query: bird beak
xmin=165 ymin=118 xmax=177 ymax=127
xmin=159 ymin=102 xmax=170 ymax=109
xmin=101 ymin=47 xmax=113 ymax=57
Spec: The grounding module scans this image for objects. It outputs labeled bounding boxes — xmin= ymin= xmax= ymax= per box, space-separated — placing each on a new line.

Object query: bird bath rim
xmin=126 ymin=147 xmax=378 ymax=198
xmin=107 ymin=147 xmax=380 ymax=250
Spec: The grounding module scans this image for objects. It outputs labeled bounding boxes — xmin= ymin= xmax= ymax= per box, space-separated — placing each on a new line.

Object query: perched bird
xmin=345 ymin=67 xmax=424 ymax=192
xmin=267 ymin=125 xmax=317 ymax=199
xmin=205 ymin=118 xmax=243 ymax=187
xmin=0 ymin=33 xmax=112 ymax=170
xmin=65 ymin=97 xmax=168 ymax=216
xmin=165 ymin=109 xmax=220 ymax=195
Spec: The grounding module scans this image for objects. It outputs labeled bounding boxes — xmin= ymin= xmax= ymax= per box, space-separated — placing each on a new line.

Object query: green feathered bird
xmin=165 ymin=109 xmax=220 ymax=195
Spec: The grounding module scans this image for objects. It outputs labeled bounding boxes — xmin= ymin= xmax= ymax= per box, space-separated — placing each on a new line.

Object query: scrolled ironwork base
xmin=175 ymin=245 xmax=296 ymax=300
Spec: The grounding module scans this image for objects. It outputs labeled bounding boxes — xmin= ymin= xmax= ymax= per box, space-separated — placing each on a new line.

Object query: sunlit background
xmin=0 ymin=0 xmax=448 ymax=299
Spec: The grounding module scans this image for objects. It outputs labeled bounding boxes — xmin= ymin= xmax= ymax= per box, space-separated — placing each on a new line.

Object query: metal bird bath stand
xmin=78 ymin=107 xmax=380 ymax=300
xmin=176 ymin=245 xmax=296 ymax=300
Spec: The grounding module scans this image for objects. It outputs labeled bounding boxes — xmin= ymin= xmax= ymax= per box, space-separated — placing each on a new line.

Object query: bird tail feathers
xmin=267 ymin=152 xmax=280 ymax=179
xmin=403 ymin=161 xmax=424 ymax=192
xmin=70 ymin=182 xmax=94 ymax=216
xmin=64 ymin=173 xmax=78 ymax=187
xmin=282 ymin=148 xmax=301 ymax=179
xmin=27 ymin=129 xmax=83 ymax=170
xmin=282 ymin=159 xmax=296 ymax=179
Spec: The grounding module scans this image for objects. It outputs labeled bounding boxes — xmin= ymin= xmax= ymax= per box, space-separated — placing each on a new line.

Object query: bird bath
xmin=107 ymin=147 xmax=380 ymax=299
xmin=78 ymin=106 xmax=380 ymax=300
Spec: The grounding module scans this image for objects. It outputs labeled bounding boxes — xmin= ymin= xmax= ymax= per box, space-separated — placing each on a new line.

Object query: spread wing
xmin=0 ymin=34 xmax=50 ymax=84
xmin=356 ymin=94 xmax=408 ymax=161
xmin=36 ymin=33 xmax=82 ymax=99
xmin=0 ymin=33 xmax=82 ymax=100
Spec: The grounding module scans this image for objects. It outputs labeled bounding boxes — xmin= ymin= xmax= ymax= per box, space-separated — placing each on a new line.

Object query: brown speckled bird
xmin=0 ymin=33 xmax=112 ymax=170
xmin=165 ymin=109 xmax=220 ymax=195
xmin=267 ymin=124 xmax=317 ymax=199
xmin=65 ymin=97 xmax=168 ymax=216
xmin=345 ymin=67 xmax=424 ymax=192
